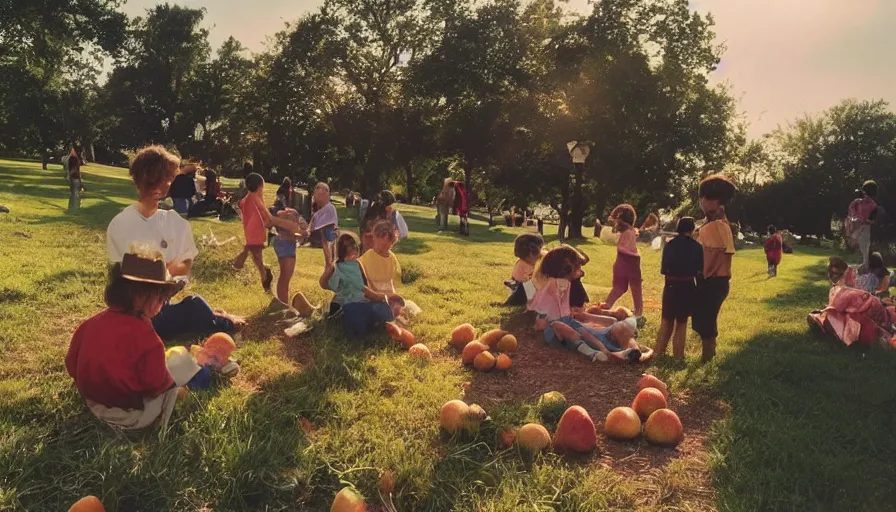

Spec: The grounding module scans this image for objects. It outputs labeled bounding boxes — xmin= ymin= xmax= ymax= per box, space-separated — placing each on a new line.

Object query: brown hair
xmin=335 ymin=232 xmax=359 ymax=262
xmin=372 ymin=220 xmax=397 ymax=242
xmin=538 ymin=246 xmax=581 ymax=279
xmin=611 ymin=204 xmax=637 ymax=231
xmin=129 ymin=146 xmax=180 ymax=193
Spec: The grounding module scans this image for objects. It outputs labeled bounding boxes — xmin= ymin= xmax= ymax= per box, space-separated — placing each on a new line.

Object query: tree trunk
xmin=568 ymin=162 xmax=584 ymax=239
xmin=464 ymin=157 xmax=472 ymax=208
xmin=405 ymin=164 xmax=414 ymax=202
xmin=41 ymin=152 xmax=49 ymax=170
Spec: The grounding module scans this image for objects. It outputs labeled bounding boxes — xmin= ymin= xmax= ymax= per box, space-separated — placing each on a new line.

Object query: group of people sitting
xmin=167 ymin=162 xmax=224 ymax=217
xmin=506 ymin=175 xmax=739 ymax=364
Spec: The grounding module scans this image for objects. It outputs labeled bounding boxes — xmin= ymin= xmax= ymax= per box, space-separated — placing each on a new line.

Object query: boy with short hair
xmin=694 ymin=175 xmax=737 ymax=363
xmin=232 ymin=173 xmax=300 ymax=292
xmin=505 ymin=233 xmax=545 ymax=305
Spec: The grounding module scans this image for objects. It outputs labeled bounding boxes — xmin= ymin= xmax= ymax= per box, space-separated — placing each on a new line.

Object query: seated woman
xmin=169 ymin=163 xmax=200 ymax=215
xmin=66 ymin=247 xmax=188 ymax=431
xmin=106 ymin=146 xmax=244 ymax=340
xmin=188 ymin=169 xmax=223 ymax=217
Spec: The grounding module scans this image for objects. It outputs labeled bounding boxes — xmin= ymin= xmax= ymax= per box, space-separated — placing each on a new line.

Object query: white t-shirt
xmin=106 ymin=205 xmax=199 ymax=264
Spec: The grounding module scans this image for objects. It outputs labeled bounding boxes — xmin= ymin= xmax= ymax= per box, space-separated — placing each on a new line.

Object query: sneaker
xmin=592 ymin=351 xmax=608 ymax=362
xmin=262 ymin=267 xmax=274 ymax=292
xmin=622 ymin=348 xmax=642 ymax=363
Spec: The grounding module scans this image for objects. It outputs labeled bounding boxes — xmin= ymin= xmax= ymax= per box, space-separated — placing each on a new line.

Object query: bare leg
xmin=551 ymin=322 xmax=603 ymax=361
xmin=672 ymin=320 xmax=688 ymax=358
xmin=277 ymin=257 xmax=295 ymax=303
xmin=656 ymin=319 xmax=673 ymax=356
xmin=249 ymin=247 xmax=267 ymax=281
xmin=603 ymin=282 xmax=628 ymax=310
xmin=232 ymin=247 xmax=249 ymax=269
xmin=631 ymin=280 xmax=644 ymax=316
xmin=573 ymin=311 xmax=617 ymax=328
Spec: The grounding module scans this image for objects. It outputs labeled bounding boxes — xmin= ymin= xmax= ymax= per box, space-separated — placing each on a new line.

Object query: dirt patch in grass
xmin=465 ymin=328 xmax=727 ymax=475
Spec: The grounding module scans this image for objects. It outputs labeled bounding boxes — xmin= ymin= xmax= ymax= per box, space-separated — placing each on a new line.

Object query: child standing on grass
xmin=764 ymin=225 xmax=783 ymax=277
xmin=656 ymin=217 xmax=703 ymax=358
xmin=66 ymin=248 xmax=185 ymax=431
xmin=601 ymin=204 xmax=644 ymax=326
xmin=232 ymin=173 xmax=300 ymax=293
xmin=320 ymin=233 xmax=398 ymax=336
xmin=309 ymin=183 xmax=338 ymax=253
xmin=506 ymin=233 xmax=545 ymax=306
xmin=273 ymin=206 xmax=308 ymax=304
xmin=694 ymin=174 xmax=737 ymax=363
xmin=845 ymin=180 xmax=880 ymax=268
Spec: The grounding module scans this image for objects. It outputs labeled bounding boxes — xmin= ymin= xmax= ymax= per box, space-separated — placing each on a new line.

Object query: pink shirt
xmin=617 ymin=230 xmax=638 ymax=256
xmin=239 ymin=194 xmax=267 ymax=246
xmin=528 ymin=277 xmax=571 ymax=321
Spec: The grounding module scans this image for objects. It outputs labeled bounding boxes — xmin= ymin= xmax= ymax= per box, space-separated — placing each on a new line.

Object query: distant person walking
xmin=435 ymin=178 xmax=455 ymax=232
xmin=67 ymin=153 xmax=83 ymax=212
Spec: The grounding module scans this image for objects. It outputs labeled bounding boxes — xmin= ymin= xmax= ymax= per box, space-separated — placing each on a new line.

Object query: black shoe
xmin=262 ymin=267 xmax=274 ymax=292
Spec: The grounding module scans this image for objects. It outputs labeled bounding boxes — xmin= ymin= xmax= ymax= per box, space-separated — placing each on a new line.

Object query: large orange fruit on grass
xmin=495 ymin=353 xmax=512 ymax=370
xmin=632 ymin=388 xmax=668 ymax=421
xmin=439 ymin=400 xmax=470 ymax=434
xmin=480 ymin=329 xmax=508 ymax=349
xmin=398 ymin=328 xmax=416 ymax=349
xmin=408 ymin=343 xmax=431 ymax=359
xmin=473 ymin=351 xmax=497 ymax=372
xmin=553 ymin=405 xmax=597 ymax=453
xmin=68 ymin=496 xmax=106 ymax=512
xmin=603 ymin=407 xmax=642 ymax=441
xmin=450 ymin=323 xmax=476 ymax=350
xmin=461 ymin=341 xmax=489 ymax=365
xmin=638 ymin=374 xmax=668 ymax=399
xmin=331 ymin=487 xmax=367 ymax=512
xmin=496 ymin=334 xmax=518 ymax=353
xmin=644 ymin=409 xmax=684 ymax=448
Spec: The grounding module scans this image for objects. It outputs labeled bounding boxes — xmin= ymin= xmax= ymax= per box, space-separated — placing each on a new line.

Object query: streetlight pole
xmin=567 ymin=141 xmax=592 ymax=240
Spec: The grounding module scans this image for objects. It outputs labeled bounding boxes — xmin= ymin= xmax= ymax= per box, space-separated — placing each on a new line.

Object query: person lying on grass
xmin=529 ymin=246 xmax=624 ymax=362
xmin=320 ymin=232 xmax=401 ymax=337
xmin=106 ymin=145 xmax=244 ymax=340
xmin=66 ymin=247 xmax=186 ymax=431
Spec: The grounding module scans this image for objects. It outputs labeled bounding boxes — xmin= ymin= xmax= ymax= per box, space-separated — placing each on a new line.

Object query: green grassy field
xmin=1 ymin=159 xmax=896 ymax=512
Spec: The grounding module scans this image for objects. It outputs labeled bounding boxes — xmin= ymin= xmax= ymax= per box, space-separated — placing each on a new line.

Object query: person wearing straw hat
xmin=66 ymin=245 xmax=198 ymax=431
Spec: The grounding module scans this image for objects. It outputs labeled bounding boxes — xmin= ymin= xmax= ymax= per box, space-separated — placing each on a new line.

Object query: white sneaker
xmin=593 ymin=352 xmax=608 ymax=362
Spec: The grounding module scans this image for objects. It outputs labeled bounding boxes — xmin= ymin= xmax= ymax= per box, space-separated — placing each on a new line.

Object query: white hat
xmin=166 ymin=346 xmax=201 ymax=387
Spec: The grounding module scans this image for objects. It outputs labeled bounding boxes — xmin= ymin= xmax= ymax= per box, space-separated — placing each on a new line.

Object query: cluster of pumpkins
xmin=603 ymin=374 xmax=684 ymax=448
xmin=449 ymin=323 xmax=517 ymax=372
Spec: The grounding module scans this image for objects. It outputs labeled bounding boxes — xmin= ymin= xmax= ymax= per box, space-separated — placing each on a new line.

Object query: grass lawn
xmin=1 ymin=158 xmax=896 ymax=511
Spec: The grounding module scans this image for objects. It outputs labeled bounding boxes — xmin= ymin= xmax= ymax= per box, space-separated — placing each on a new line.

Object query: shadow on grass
xmin=712 ymin=328 xmax=896 ymax=511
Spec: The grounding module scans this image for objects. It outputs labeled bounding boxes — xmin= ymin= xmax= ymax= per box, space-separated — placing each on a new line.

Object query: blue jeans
xmin=152 ymin=295 xmax=234 ymax=340
xmin=173 ymin=198 xmax=191 ymax=215
xmin=543 ymin=316 xmax=632 ymax=352
xmin=342 ymin=301 xmax=394 ymax=337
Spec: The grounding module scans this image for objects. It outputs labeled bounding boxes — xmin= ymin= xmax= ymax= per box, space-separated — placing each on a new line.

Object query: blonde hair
xmin=373 ymin=220 xmax=397 ymax=242
xmin=130 ymin=146 xmax=180 ymax=193
xmin=314 ymin=182 xmax=330 ymax=193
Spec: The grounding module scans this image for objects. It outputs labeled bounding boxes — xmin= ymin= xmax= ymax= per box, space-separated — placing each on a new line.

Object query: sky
xmin=117 ymin=0 xmax=896 ymax=138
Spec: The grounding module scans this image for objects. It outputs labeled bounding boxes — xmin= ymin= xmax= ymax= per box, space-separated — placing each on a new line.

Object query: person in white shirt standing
xmin=106 ymin=146 xmax=244 ymax=339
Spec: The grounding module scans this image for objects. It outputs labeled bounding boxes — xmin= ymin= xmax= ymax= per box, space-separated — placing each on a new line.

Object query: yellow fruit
xmin=632 ymin=388 xmax=668 ymax=421
xmin=408 ymin=343 xmax=431 ymax=359
xmin=495 ymin=353 xmax=512 ymax=370
xmin=440 ymin=399 xmax=470 ymax=434
xmin=473 ymin=351 xmax=497 ymax=372
xmin=604 ymin=407 xmax=642 ymax=441
xmin=516 ymin=423 xmax=551 ymax=452
xmin=480 ymin=329 xmax=508 ymax=349
xmin=461 ymin=341 xmax=489 ymax=365
xmin=467 ymin=403 xmax=487 ymax=422
xmin=644 ymin=409 xmax=684 ymax=448
xmin=450 ymin=323 xmax=476 ymax=350
xmin=496 ymin=334 xmax=518 ymax=353
xmin=638 ymin=374 xmax=669 ymax=399
xmin=331 ymin=487 xmax=367 ymax=512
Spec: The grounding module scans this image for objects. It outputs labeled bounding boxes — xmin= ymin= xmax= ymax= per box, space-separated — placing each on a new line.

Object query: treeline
xmin=2 ymin=0 xmax=893 ymax=241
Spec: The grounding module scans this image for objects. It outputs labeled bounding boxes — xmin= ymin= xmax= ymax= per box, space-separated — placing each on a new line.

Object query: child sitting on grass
xmin=601 ymin=204 xmax=644 ymax=326
xmin=529 ymin=246 xmax=615 ymax=362
xmin=656 ymin=217 xmax=703 ymax=358
xmin=764 ymin=225 xmax=783 ymax=277
xmin=505 ymin=233 xmax=545 ymax=306
xmin=358 ymin=220 xmax=421 ymax=321
xmin=320 ymin=232 xmax=398 ymax=336
xmin=232 ymin=173 xmax=301 ymax=292
xmin=66 ymin=247 xmax=185 ymax=431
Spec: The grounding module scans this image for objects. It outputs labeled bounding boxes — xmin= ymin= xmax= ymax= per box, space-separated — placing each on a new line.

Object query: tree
xmin=0 ymin=0 xmax=126 ymax=166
